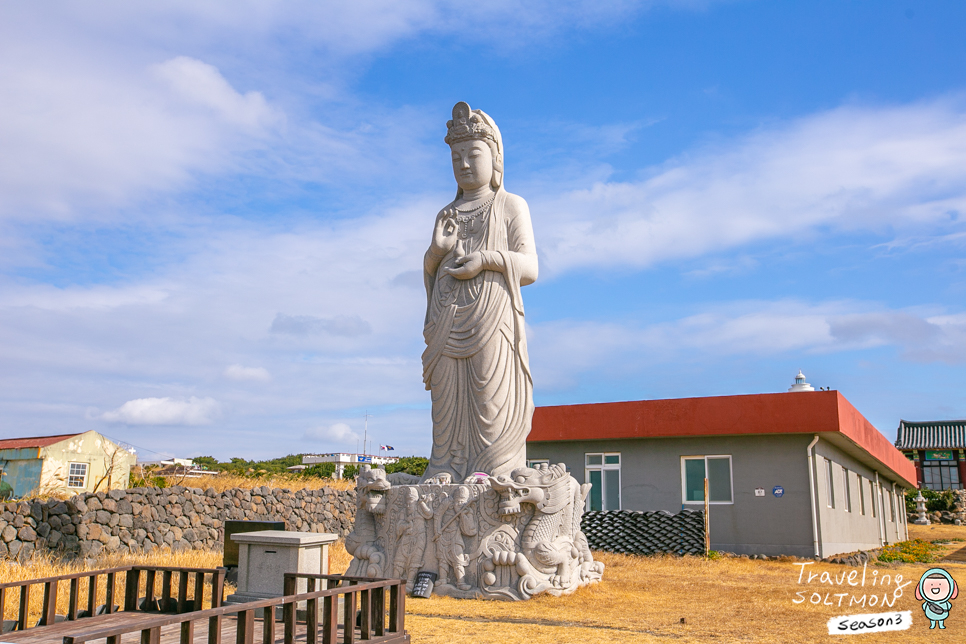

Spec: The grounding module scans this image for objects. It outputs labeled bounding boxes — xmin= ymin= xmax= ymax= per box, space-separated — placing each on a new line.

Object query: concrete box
xmin=223 ymin=520 xmax=286 ymax=567
xmin=225 ymin=530 xmax=338 ymax=605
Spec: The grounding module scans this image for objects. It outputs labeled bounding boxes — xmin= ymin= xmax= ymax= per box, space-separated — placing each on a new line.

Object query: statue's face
xmin=451 ymin=140 xmax=493 ymax=192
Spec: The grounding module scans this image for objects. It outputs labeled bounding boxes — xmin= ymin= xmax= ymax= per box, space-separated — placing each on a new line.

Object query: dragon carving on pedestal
xmin=483 ymin=463 xmax=604 ymax=600
xmin=344 ymin=463 xmax=603 ymax=600
xmin=344 ymin=466 xmax=390 ymax=578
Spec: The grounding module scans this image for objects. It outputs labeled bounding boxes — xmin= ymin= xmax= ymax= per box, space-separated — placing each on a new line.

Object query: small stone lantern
xmin=913 ymin=491 xmax=929 ymax=525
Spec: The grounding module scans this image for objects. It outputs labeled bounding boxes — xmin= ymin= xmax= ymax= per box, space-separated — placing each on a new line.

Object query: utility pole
xmin=363 ymin=410 xmax=373 ymax=457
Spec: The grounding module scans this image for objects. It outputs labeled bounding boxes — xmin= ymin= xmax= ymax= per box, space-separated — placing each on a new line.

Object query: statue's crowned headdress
xmin=445 ymin=101 xmax=504 ymax=190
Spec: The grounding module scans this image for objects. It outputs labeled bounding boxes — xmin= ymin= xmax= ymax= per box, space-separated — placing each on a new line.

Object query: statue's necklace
xmin=453 ymin=197 xmax=493 ymax=240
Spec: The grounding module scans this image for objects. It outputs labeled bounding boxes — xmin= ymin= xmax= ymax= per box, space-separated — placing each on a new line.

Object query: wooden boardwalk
xmin=1 ymin=612 xmax=409 ymax=644
xmin=0 ymin=568 xmax=408 ymax=644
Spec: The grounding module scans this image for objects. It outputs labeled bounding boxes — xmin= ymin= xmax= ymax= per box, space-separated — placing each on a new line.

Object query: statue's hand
xmin=430 ymin=208 xmax=457 ymax=257
xmin=446 ymin=252 xmax=483 ymax=280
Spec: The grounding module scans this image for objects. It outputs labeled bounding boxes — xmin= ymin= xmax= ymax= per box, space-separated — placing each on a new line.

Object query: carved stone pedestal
xmin=345 ymin=464 xmax=604 ymax=601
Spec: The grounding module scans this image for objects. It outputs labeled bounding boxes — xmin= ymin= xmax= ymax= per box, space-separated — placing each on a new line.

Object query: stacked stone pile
xmin=931 ymin=489 xmax=966 ymax=525
xmin=0 ymin=485 xmax=356 ymax=560
xmin=581 ymin=509 xmax=706 ymax=556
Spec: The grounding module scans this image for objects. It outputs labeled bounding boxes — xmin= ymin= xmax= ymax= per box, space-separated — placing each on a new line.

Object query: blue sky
xmin=1 ymin=1 xmax=965 ymax=461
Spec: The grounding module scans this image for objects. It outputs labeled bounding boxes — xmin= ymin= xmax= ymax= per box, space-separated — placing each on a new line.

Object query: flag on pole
xmin=380 ymin=445 xmax=395 ymax=451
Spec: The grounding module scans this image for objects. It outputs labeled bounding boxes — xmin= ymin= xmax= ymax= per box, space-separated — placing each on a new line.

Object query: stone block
xmin=50 ymin=501 xmax=69 ymax=515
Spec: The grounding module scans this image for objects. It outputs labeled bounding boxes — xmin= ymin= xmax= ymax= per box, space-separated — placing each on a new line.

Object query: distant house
xmin=894 ymin=419 xmax=966 ymax=490
xmin=527 ymin=389 xmax=915 ymax=559
xmin=302 ymin=453 xmax=399 ymax=479
xmin=0 ymin=431 xmax=136 ymax=498
xmin=138 ymin=458 xmax=212 ymax=479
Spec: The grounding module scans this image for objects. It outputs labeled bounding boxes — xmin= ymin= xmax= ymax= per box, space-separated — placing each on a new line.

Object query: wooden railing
xmin=61 ymin=575 xmax=408 ymax=644
xmin=283 ymin=573 xmax=406 ymax=643
xmin=0 ymin=565 xmax=225 ymax=632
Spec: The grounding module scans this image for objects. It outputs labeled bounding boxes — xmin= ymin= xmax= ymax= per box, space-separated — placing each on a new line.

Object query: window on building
xmin=889 ymin=489 xmax=897 ymax=523
xmin=922 ymin=460 xmax=962 ymax=491
xmin=67 ymin=462 xmax=88 ymax=488
xmin=843 ymin=467 xmax=852 ymax=512
xmin=859 ymin=477 xmax=866 ymax=515
xmin=585 ymin=453 xmax=620 ymax=511
xmin=526 ymin=459 xmax=550 ymax=469
xmin=825 ymin=459 xmax=835 ymax=508
xmin=681 ymin=455 xmax=733 ymax=504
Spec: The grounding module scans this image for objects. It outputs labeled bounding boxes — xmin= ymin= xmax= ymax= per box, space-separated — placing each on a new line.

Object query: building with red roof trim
xmin=526 ymin=388 xmax=913 ymax=558
xmin=0 ymin=430 xmax=135 ymax=499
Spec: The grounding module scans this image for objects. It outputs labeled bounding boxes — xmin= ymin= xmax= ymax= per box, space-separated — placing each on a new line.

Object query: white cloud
xmin=223 ymin=364 xmax=271 ymax=382
xmin=529 ymin=301 xmax=966 ymax=389
xmin=270 ymin=314 xmax=372 ymax=337
xmin=535 ymin=98 xmax=966 ymax=274
xmin=829 ymin=311 xmax=966 ymax=364
xmin=0 ymin=1 xmax=708 ymax=223
xmin=152 ymin=57 xmax=280 ymax=131
xmin=303 ymin=422 xmax=360 ymax=443
xmin=100 ymin=396 xmax=221 ymax=425
xmin=0 ymin=49 xmax=282 ymax=220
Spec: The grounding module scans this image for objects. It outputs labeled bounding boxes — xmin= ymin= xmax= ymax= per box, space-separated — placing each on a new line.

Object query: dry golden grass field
xmin=158 ymin=473 xmax=355 ymax=492
xmin=399 ymin=524 xmax=966 ymax=644
xmin=3 ymin=526 xmax=966 ymax=643
xmin=0 ymin=548 xmax=228 ymax=626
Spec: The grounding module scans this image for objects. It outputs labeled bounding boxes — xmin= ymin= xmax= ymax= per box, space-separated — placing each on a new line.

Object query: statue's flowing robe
xmin=422 ymin=187 xmax=537 ymax=482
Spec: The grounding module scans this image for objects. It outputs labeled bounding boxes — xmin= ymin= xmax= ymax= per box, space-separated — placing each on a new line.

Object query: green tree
xmin=342 ymin=464 xmax=359 ymax=479
xmin=302 ymin=463 xmax=336 ymax=479
xmin=384 ymin=457 xmax=428 ymax=477
xmin=191 ymin=456 xmax=219 ymax=470
xmin=906 ymin=488 xmax=955 ymax=514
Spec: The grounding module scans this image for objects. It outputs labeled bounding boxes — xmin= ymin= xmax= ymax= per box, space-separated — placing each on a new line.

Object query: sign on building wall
xmin=925 ymin=451 xmax=954 ymax=460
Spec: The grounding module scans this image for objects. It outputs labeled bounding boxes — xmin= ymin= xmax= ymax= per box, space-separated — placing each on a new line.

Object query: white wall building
xmin=302 ymin=453 xmax=399 ymax=479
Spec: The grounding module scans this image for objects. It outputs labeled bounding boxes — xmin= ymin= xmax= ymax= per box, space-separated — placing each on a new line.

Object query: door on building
xmin=585 ymin=453 xmax=621 ymax=511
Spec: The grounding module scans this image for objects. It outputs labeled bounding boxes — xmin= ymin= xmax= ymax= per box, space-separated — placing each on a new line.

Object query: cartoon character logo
xmin=916 ymin=568 xmax=959 ymax=629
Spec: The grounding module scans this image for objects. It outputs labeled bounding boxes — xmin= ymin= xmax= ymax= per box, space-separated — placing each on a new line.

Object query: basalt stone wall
xmin=0 ymin=485 xmax=356 ymax=560
xmin=581 ymin=509 xmax=706 ymax=556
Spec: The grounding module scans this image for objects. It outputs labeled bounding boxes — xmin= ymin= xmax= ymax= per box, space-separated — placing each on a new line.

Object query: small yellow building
xmin=0 ymin=431 xmax=136 ymax=499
